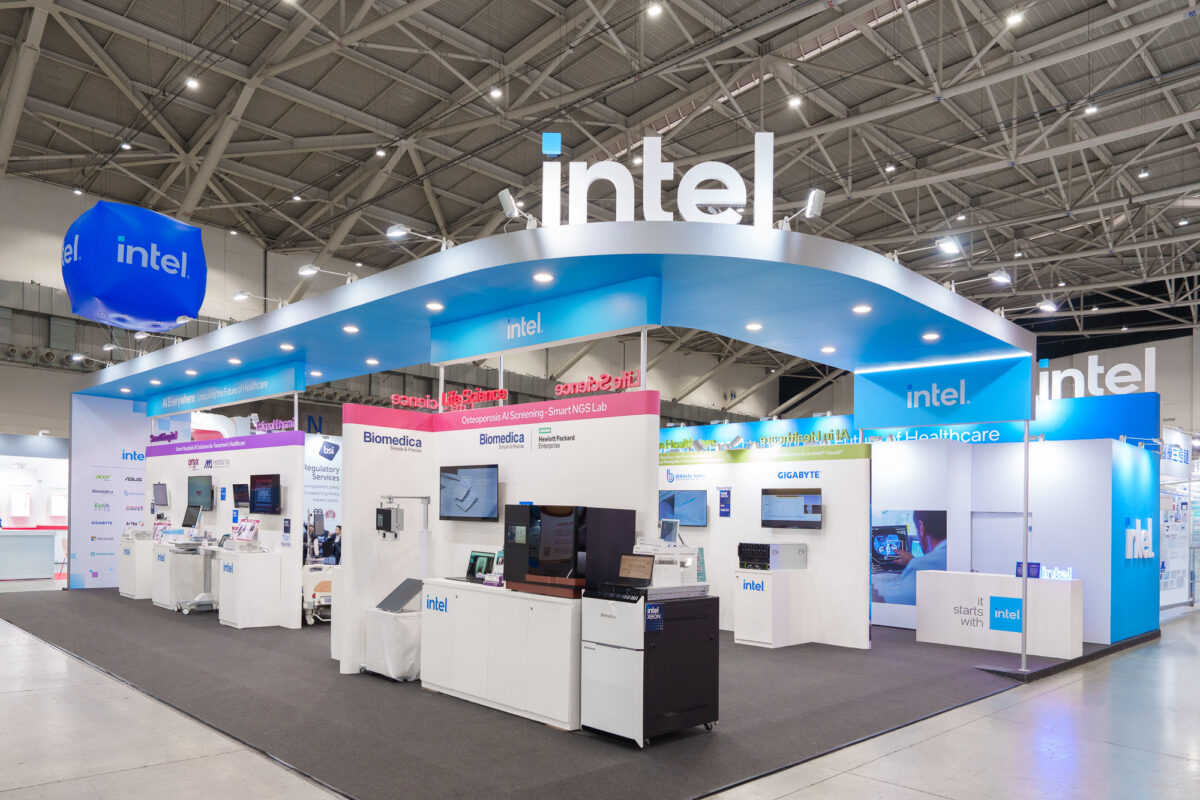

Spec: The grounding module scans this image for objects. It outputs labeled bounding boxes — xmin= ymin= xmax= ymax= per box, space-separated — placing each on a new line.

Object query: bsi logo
xmin=319 ymin=441 xmax=340 ymax=461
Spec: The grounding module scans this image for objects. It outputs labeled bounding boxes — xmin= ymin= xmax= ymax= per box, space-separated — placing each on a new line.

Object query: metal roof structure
xmin=3 ymin=0 xmax=1199 ymax=371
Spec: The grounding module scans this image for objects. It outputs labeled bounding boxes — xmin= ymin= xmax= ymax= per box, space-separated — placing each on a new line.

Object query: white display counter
xmin=420 ymin=578 xmax=581 ymax=731
xmin=732 ymin=569 xmax=807 ymax=648
xmin=0 ymin=530 xmax=56 ymax=580
xmin=118 ymin=537 xmax=155 ymax=599
xmin=151 ymin=542 xmax=203 ymax=610
xmin=218 ymin=550 xmax=281 ymax=629
xmin=916 ymin=570 xmax=1083 ymax=660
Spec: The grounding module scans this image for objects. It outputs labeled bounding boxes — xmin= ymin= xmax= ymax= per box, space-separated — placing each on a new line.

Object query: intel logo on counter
xmin=742 ymin=579 xmax=765 ymax=592
xmin=426 ymin=595 xmax=448 ymax=612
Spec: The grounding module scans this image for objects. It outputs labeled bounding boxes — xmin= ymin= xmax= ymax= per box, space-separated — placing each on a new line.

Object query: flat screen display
xmin=658 ymin=489 xmax=707 ymax=527
xmin=248 ymin=474 xmax=281 ymax=514
xmin=761 ymin=488 xmax=822 ymax=529
xmin=439 ymin=465 xmax=499 ymax=521
xmin=151 ymin=482 xmax=169 ymax=507
xmin=186 ymin=476 xmax=213 ymax=511
xmin=232 ymin=483 xmax=249 ymax=505
xmin=467 ymin=551 xmax=495 ymax=579
xmin=181 ymin=504 xmax=201 ymax=527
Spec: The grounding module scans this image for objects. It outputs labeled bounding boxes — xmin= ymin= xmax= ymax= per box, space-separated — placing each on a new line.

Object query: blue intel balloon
xmin=61 ymin=201 xmax=207 ymax=332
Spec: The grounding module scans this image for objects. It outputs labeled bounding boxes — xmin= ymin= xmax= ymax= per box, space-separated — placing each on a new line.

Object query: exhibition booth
xmin=0 ymin=433 xmax=69 ymax=589
xmin=34 ymin=218 xmax=1164 ymax=794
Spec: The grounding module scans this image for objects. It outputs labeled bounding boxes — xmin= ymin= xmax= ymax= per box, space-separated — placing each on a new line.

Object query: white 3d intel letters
xmin=1124 ymin=517 xmax=1154 ymax=560
xmin=542 ymin=132 xmax=774 ymax=228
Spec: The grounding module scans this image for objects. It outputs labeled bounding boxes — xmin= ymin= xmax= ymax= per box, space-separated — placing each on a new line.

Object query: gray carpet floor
xmin=0 ymin=590 xmax=1030 ymax=799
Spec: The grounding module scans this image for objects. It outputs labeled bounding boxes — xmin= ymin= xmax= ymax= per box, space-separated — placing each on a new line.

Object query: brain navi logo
xmin=666 ymin=468 xmax=674 ymax=484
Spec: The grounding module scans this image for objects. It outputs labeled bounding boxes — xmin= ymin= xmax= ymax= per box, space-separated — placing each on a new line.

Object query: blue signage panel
xmin=146 ymin=363 xmax=304 ymax=416
xmin=430 ymin=277 xmax=661 ymax=363
xmin=62 ymin=201 xmax=207 ymax=332
xmin=853 ymin=356 xmax=1033 ymax=429
xmin=1109 ymin=442 xmax=1159 ymax=642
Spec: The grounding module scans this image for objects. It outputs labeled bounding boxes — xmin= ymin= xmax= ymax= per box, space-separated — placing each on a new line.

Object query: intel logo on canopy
xmin=61 ymin=201 xmax=207 ymax=332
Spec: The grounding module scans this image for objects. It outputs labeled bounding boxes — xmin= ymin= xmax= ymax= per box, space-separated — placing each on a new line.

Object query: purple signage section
xmin=146 ymin=431 xmax=304 ymax=458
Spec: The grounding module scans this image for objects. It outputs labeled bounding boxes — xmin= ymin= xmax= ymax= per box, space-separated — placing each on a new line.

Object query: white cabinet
xmin=581 ymin=638 xmax=643 ymax=744
xmin=420 ymin=579 xmax=581 ymax=730
xmin=733 ymin=569 xmax=807 ymax=648
xmin=151 ymin=543 xmax=172 ymax=609
xmin=218 ymin=550 xmax=281 ymax=629
xmin=118 ymin=538 xmax=154 ymax=599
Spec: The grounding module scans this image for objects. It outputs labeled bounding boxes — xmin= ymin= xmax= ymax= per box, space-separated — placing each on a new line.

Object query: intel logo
xmin=742 ymin=579 xmax=765 ymax=591
xmin=426 ymin=595 xmax=448 ymax=612
xmin=906 ymin=380 xmax=968 ymax=409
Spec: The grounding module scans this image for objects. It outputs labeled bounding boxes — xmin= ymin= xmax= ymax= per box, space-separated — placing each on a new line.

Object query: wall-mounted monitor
xmin=439 ymin=465 xmax=499 ymax=521
xmin=761 ymin=488 xmax=822 ymax=529
xmin=232 ymin=483 xmax=250 ymax=506
xmin=186 ymin=475 xmax=213 ymax=511
xmin=248 ymin=474 xmax=282 ymax=514
xmin=658 ymin=489 xmax=708 ymax=527
xmin=151 ymin=482 xmax=170 ymax=507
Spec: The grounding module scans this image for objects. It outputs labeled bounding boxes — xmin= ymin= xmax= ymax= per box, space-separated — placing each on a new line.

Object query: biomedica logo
xmin=906 ymin=380 xmax=968 ymax=409
xmin=480 ymin=431 xmax=525 ymax=446
xmin=363 ymin=431 xmax=422 ymax=448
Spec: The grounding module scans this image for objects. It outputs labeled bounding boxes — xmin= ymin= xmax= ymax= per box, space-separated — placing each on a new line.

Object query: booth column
xmin=1020 ymin=419 xmax=1030 ymax=672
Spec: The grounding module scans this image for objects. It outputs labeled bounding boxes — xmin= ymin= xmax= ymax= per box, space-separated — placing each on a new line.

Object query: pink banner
xmin=342 ymin=391 xmax=660 ymax=433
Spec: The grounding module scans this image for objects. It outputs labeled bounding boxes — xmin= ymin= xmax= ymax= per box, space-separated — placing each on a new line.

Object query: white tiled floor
xmin=714 ymin=607 xmax=1200 ymax=800
xmin=0 ymin=619 xmax=338 ymax=799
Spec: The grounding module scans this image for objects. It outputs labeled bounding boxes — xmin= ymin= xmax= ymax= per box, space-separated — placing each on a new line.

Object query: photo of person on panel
xmin=870 ymin=509 xmax=948 ymax=605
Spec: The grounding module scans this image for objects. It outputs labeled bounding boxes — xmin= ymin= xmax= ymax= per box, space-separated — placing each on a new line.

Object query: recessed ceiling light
xmin=119 ymin=387 xmax=131 ymax=393
xmin=745 ymin=322 xmax=763 ymax=332
xmin=1005 ymin=11 xmax=1023 ymax=26
xmin=185 ymin=369 xmax=198 ymax=376
xmin=310 ymin=370 xmax=323 ymax=377
xmin=375 ymin=147 xmax=387 ymax=157
xmin=647 ymin=2 xmax=663 ymax=17
xmin=185 ymin=76 xmax=200 ymax=90
xmin=365 ymin=358 xmax=379 ymax=366
xmin=852 ymin=304 xmax=872 ymax=314
xmin=489 ymin=87 xmax=502 ymax=99
xmin=820 ymin=346 xmax=836 ymax=354
xmin=342 ymin=324 xmax=359 ymax=334
xmin=921 ymin=332 xmax=941 ymax=342
xmin=788 ymin=96 xmax=802 ymax=108
xmin=1038 ymin=300 xmax=1057 ymax=313
xmin=533 ymin=271 xmax=554 ymax=283
xmin=937 ymin=237 xmax=962 ymax=255
xmin=149 ymin=379 xmax=162 ymax=386
xmin=73 ymin=188 xmax=83 ymax=196
xmin=1084 ymin=103 xmax=1098 ymax=115
xmin=228 ymin=357 xmax=242 ymax=365
xmin=280 ymin=343 xmax=295 ymax=351
xmin=425 ymin=301 xmax=445 ymax=311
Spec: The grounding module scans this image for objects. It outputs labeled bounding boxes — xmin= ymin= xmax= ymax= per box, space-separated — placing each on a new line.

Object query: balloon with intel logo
xmin=61 ymin=201 xmax=207 ymax=331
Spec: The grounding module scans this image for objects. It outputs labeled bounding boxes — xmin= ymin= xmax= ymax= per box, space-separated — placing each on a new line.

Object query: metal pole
xmin=293 ymin=392 xmax=299 ymax=431
xmin=1020 ymin=419 xmax=1030 ymax=672
xmin=640 ymin=327 xmax=648 ymax=385
xmin=498 ymin=355 xmax=505 ymax=405
xmin=438 ymin=366 xmax=445 ymax=412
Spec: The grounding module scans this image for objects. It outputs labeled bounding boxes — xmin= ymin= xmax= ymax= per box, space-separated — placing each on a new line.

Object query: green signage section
xmin=659 ymin=443 xmax=871 ymax=467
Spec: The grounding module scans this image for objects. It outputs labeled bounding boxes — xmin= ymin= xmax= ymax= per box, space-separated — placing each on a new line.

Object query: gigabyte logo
xmin=363 ymin=431 xmax=422 ymax=448
xmin=742 ymin=579 xmax=765 ymax=591
xmin=479 ymin=431 xmax=524 ymax=446
xmin=90 ymin=520 xmax=113 ymax=526
xmin=777 ymin=470 xmax=820 ymax=480
xmin=1125 ymin=517 xmax=1154 ymax=560
xmin=906 ymin=380 xmax=968 ymax=409
xmin=115 ymin=234 xmax=190 ymax=276
xmin=319 ymin=441 xmax=340 ymax=461
xmin=539 ymin=132 xmax=774 ymax=228
xmin=425 ymin=595 xmax=448 ymax=612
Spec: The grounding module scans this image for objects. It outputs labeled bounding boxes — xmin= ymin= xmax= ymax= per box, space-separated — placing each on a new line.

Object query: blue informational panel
xmin=853 ymin=355 xmax=1033 ymax=429
xmin=430 ymin=277 xmax=661 ymax=363
xmin=146 ymin=363 xmax=304 ymax=416
xmin=1110 ymin=442 xmax=1160 ymax=642
xmin=62 ymin=201 xmax=207 ymax=332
